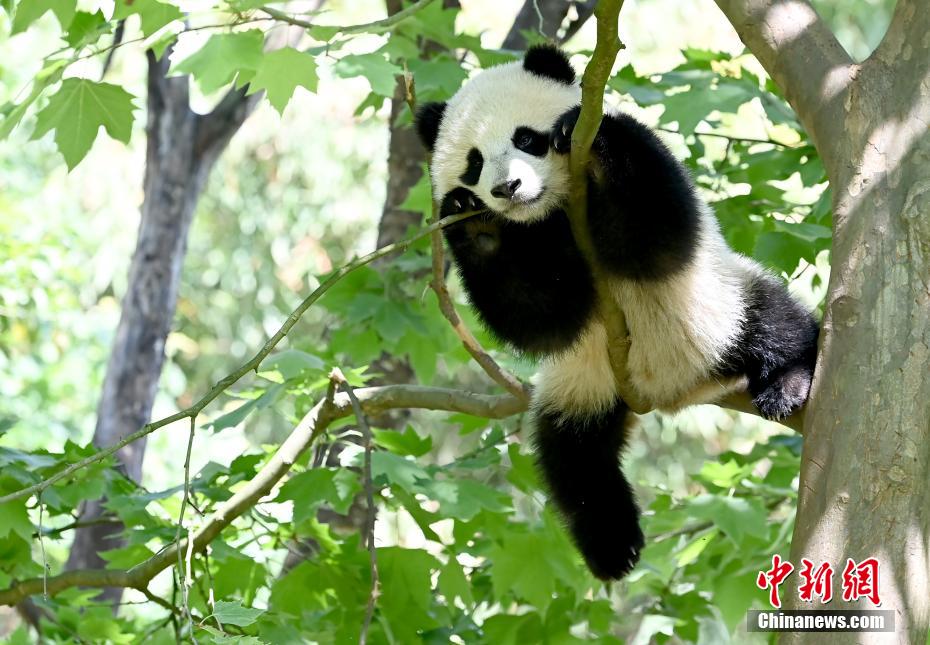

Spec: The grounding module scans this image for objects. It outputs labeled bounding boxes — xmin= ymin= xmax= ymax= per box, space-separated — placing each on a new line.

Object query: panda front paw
xmin=439 ymin=187 xmax=486 ymax=218
xmin=550 ymin=106 xmax=582 ymax=154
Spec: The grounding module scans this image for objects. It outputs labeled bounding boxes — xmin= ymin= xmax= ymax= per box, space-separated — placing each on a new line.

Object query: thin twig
xmin=656 ymin=125 xmax=800 ymax=148
xmin=402 ymin=72 xmax=532 ymax=403
xmin=260 ymin=0 xmax=436 ymax=35
xmin=176 ymin=415 xmax=199 ymax=644
xmin=0 ymin=211 xmax=480 ymax=506
xmin=331 ymin=369 xmax=379 ymax=645
xmin=37 ymin=496 xmax=48 ymax=600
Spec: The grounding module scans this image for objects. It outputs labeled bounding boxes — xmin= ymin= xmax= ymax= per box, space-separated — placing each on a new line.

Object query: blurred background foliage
xmin=0 ymin=0 xmax=894 ymax=642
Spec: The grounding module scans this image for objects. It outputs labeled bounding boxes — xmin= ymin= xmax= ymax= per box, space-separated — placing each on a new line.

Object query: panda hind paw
xmin=573 ymin=513 xmax=644 ymax=581
xmin=752 ymin=366 xmax=813 ymax=421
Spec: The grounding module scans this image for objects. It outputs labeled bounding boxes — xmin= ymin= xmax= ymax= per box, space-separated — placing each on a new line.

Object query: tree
xmin=0 ymin=0 xmax=925 ymax=642
xmin=716 ymin=1 xmax=930 ymax=642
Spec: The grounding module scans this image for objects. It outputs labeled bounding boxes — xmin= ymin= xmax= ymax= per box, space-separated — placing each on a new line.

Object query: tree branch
xmin=564 ymin=0 xmax=654 ymax=415
xmin=0 ymin=383 xmax=521 ymax=606
xmin=0 ymin=211 xmax=480 ymax=506
xmin=259 ymin=0 xmax=436 ymax=35
xmin=712 ymin=0 xmax=854 ymax=170
xmin=402 ymin=75 xmax=532 ymax=403
xmin=870 ymin=0 xmax=930 ymax=85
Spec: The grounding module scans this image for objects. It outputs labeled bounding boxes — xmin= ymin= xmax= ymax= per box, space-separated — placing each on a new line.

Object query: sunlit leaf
xmin=31 ymin=78 xmax=135 ymax=169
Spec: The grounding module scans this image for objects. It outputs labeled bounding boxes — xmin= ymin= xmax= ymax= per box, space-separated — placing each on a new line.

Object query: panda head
xmin=415 ymin=45 xmax=580 ymax=223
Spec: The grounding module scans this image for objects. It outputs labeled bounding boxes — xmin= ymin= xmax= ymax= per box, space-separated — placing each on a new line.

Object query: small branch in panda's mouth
xmin=403 ymin=72 xmax=533 ymax=404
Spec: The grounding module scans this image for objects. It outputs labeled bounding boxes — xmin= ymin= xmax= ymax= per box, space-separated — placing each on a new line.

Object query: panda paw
xmin=752 ymin=365 xmax=813 ymax=420
xmin=550 ymin=106 xmax=581 ymax=154
xmin=571 ymin=510 xmax=645 ymax=581
xmin=439 ymin=187 xmax=486 ymax=218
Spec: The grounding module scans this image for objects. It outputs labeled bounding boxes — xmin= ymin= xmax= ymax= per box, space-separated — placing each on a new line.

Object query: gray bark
xmin=716 ymin=0 xmax=930 ymax=642
xmin=65 ymin=51 xmax=257 ymax=601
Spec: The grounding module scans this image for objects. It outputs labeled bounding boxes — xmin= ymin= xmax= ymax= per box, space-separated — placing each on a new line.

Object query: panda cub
xmin=415 ymin=45 xmax=818 ymax=580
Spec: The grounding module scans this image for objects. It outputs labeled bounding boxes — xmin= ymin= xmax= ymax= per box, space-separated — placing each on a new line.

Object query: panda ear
xmin=415 ymin=101 xmax=447 ymax=152
xmin=523 ymin=45 xmax=575 ymax=85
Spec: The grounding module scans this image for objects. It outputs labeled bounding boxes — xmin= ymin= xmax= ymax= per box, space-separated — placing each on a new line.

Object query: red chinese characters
xmin=842 ymin=557 xmax=881 ymax=606
xmin=756 ymin=555 xmax=882 ymax=608
xmin=757 ymin=554 xmax=795 ymax=609
xmin=798 ymin=558 xmax=834 ymax=603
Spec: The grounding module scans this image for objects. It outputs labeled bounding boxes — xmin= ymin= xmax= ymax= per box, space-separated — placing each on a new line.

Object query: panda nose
xmin=491 ymin=179 xmax=521 ymax=199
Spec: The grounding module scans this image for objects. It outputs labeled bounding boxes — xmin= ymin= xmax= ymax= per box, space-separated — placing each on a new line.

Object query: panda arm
xmin=439 ymin=187 xmax=598 ymax=355
xmin=553 ymin=108 xmax=703 ymax=281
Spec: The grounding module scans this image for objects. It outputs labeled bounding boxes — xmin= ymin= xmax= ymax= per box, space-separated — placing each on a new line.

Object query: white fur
xmin=534 ymin=204 xmax=765 ymax=414
xmin=431 ymin=61 xmax=580 ymax=223
xmin=435 ymin=61 xmax=766 ymax=416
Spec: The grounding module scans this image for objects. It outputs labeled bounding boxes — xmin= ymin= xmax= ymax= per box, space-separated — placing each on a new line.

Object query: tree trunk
xmin=65 ymin=51 xmax=256 ymax=602
xmin=785 ymin=5 xmax=930 ymax=642
xmin=714 ymin=1 xmax=930 ymax=641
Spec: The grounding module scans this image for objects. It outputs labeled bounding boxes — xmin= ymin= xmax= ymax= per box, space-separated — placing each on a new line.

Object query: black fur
xmin=415 ymin=101 xmax=447 ymax=152
xmin=534 ymin=400 xmax=643 ymax=580
xmin=552 ymin=106 xmax=701 ymax=280
xmin=512 ymin=126 xmax=549 ymax=157
xmin=421 ymin=47 xmax=821 ymax=582
xmin=715 ymin=275 xmax=820 ymax=419
xmin=523 ymin=44 xmax=575 ymax=85
xmin=440 ymin=187 xmax=596 ymax=355
xmin=460 ymin=148 xmax=483 ymax=186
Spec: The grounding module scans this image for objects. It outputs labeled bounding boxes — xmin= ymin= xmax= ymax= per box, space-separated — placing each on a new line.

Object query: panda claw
xmin=453 ymin=199 xmax=463 ymax=212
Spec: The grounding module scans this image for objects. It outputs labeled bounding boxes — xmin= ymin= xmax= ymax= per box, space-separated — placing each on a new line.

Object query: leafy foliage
xmin=0 ymin=0 xmax=837 ymax=642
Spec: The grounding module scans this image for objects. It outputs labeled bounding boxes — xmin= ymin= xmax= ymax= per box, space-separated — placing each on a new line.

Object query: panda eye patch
xmin=512 ymin=127 xmax=548 ymax=156
xmin=459 ymin=147 xmax=483 ymax=186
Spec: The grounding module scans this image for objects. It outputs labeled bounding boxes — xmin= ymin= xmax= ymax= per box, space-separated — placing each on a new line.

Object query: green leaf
xmin=11 ymin=0 xmax=75 ymax=33
xmin=63 ymin=10 xmax=107 ymax=48
xmin=210 ymin=383 xmax=284 ymax=431
xmin=424 ymin=478 xmax=511 ymax=521
xmin=406 ymin=57 xmax=467 ymax=100
xmin=0 ymin=501 xmax=32 ymax=540
xmin=32 ymin=78 xmax=135 ymax=170
xmin=506 ymin=443 xmax=540 ymax=493
xmin=172 ymin=30 xmax=264 ymax=94
xmin=99 ymin=543 xmax=154 ymax=569
xmin=377 ymin=547 xmax=439 ymax=641
xmin=686 ymin=494 xmax=768 ymax=543
xmin=276 ymin=467 xmax=360 ymax=521
xmin=333 ymin=53 xmax=401 ymax=97
xmin=438 ymin=557 xmax=473 ymax=606
xmin=246 ymin=47 xmax=318 ymax=115
xmin=113 ymin=0 xmax=182 ymax=38
xmin=373 ymin=425 xmax=431 ymax=457
xmin=675 ymin=527 xmax=719 ymax=567
xmin=212 ymin=600 xmax=265 ymax=627
xmin=370 ymin=451 xmax=429 ymax=490
xmin=489 ymin=532 xmax=558 ymax=610
xmin=398 ymin=170 xmax=432 ymax=215
xmin=258 ymin=350 xmax=325 ymax=382
xmin=482 ymin=612 xmax=544 ymax=645
xmin=0 ymin=60 xmax=66 ymax=140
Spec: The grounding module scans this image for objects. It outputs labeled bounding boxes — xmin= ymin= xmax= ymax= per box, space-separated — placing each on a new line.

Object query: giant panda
xmin=414 ymin=45 xmax=819 ymax=581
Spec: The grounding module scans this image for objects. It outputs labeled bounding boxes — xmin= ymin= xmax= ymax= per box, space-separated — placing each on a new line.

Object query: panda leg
xmin=723 ymin=274 xmax=820 ymax=420
xmin=534 ymin=400 xmax=643 ymax=580
xmin=532 ymin=322 xmax=643 ymax=580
